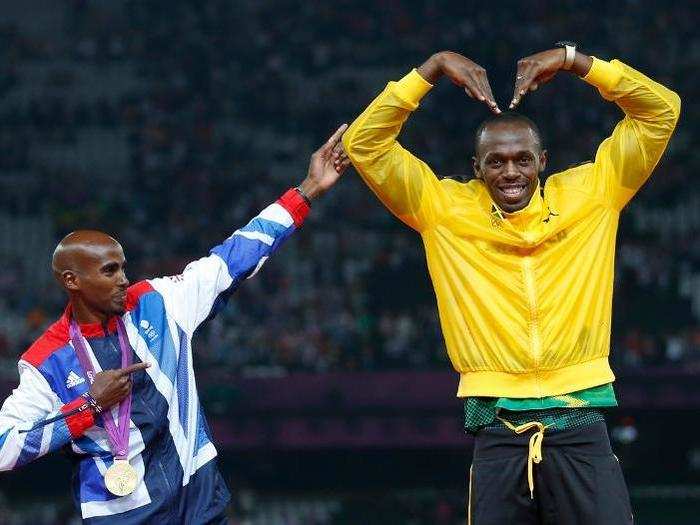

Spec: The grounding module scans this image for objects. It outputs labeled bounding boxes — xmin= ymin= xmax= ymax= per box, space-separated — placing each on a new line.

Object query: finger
xmin=471 ymin=70 xmax=488 ymax=102
xmin=511 ymin=65 xmax=534 ymax=108
xmin=119 ymin=362 xmax=150 ymax=375
xmin=518 ymin=64 xmax=542 ymax=95
xmin=514 ymin=73 xmax=538 ymax=106
xmin=335 ymin=157 xmax=351 ymax=172
xmin=324 ymin=123 xmax=348 ymax=149
xmin=476 ymin=74 xmax=500 ymax=114
xmin=335 ymin=162 xmax=352 ymax=175
xmin=511 ymin=61 xmax=530 ymax=107
xmin=332 ymin=143 xmax=345 ymax=163
xmin=463 ymin=72 xmax=486 ymax=102
xmin=334 ymin=153 xmax=348 ymax=167
xmin=479 ymin=72 xmax=500 ymax=113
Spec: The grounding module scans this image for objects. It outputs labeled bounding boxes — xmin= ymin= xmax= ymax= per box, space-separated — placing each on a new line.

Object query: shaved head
xmin=474 ymin=112 xmax=542 ymax=158
xmin=52 ymin=230 xmax=130 ymax=323
xmin=52 ymin=230 xmax=122 ymax=280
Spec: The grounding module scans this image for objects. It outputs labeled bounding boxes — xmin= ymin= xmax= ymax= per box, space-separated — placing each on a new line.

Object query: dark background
xmin=0 ymin=0 xmax=698 ymax=523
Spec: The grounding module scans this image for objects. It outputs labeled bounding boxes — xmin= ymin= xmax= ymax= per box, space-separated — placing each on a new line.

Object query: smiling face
xmin=53 ymin=231 xmax=130 ymax=323
xmin=473 ymin=118 xmax=547 ymax=213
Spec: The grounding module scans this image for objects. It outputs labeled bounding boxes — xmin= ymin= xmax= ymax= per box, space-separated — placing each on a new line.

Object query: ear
xmin=539 ymin=149 xmax=548 ymax=173
xmin=472 ymin=156 xmax=482 ymax=180
xmin=62 ymin=270 xmax=80 ymax=291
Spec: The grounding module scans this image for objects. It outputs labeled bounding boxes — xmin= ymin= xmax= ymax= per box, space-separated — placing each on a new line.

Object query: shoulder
xmin=126 ymin=280 xmax=156 ymax=311
xmin=545 ymin=162 xmax=594 ymax=191
xmin=22 ymin=318 xmax=70 ymax=368
xmin=439 ymin=176 xmax=482 ymax=198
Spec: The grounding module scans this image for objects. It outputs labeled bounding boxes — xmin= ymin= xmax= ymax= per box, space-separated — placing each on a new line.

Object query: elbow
xmin=341 ymin=122 xmax=388 ymax=165
xmin=341 ymin=124 xmax=359 ymax=161
xmin=669 ymin=91 xmax=681 ymax=125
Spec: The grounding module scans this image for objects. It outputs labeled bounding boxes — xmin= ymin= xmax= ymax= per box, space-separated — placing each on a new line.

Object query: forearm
xmin=583 ymin=57 xmax=680 ymax=124
xmin=569 ymin=51 xmax=593 ymax=78
xmin=586 ymin=57 xmax=681 ymax=208
xmin=0 ymin=395 xmax=96 ymax=471
xmin=416 ymin=52 xmax=444 ymax=84
xmin=343 ymin=69 xmax=431 ymax=166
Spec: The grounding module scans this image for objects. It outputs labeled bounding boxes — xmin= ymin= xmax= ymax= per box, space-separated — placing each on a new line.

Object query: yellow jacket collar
xmin=478 ymin=179 xmax=545 ymax=231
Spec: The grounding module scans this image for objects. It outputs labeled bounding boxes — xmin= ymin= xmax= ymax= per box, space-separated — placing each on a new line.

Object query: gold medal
xmin=104 ymin=459 xmax=139 ymax=496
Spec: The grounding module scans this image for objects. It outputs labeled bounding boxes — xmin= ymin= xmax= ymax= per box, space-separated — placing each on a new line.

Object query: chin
xmin=498 ymin=200 xmax=527 ymax=213
xmin=111 ymin=303 xmax=127 ymax=316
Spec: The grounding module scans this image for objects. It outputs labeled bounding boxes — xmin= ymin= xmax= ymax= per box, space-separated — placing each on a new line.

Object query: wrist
xmin=570 ymin=52 xmax=594 ymax=77
xmin=555 ymin=48 xmax=567 ymax=70
xmin=297 ymin=179 xmax=320 ymax=202
xmin=61 ymin=395 xmax=98 ymax=437
xmin=417 ymin=52 xmax=444 ymax=84
xmin=82 ymin=391 xmax=103 ymax=415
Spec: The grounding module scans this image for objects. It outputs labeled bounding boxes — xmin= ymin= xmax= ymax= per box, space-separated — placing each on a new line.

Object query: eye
xmin=102 ymin=264 xmax=119 ymax=275
xmin=519 ymin=156 xmax=534 ymax=166
xmin=487 ymin=159 xmax=502 ymax=168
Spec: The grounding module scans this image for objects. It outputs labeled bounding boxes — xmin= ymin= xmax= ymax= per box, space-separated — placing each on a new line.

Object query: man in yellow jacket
xmin=340 ymin=43 xmax=680 ymax=524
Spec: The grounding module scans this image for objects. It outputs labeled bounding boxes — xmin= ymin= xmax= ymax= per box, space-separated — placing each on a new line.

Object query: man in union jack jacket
xmin=0 ymin=125 xmax=349 ymax=523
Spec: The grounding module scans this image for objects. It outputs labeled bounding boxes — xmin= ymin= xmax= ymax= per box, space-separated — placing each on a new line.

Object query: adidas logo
xmin=66 ymin=371 xmax=86 ymax=389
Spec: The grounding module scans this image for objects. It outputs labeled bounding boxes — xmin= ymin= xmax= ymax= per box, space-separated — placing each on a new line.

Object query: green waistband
xmin=464 ymin=383 xmax=617 ymax=433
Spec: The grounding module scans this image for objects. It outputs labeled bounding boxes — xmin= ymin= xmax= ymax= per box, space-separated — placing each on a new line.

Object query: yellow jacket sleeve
xmin=584 ymin=58 xmax=681 ymax=210
xmin=342 ymin=70 xmax=451 ymax=232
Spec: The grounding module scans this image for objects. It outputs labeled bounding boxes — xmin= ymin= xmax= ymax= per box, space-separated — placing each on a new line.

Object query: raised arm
xmin=341 ymin=52 xmax=498 ymax=232
xmin=510 ymin=45 xmax=681 ymax=209
xmin=148 ymin=125 xmax=351 ymax=334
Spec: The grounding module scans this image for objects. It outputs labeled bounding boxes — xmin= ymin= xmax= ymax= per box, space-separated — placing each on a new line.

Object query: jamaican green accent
xmin=464 ymin=383 xmax=616 ymax=433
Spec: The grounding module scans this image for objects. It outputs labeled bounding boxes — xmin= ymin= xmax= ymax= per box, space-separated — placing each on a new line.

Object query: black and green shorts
xmin=468 ymin=420 xmax=633 ymax=525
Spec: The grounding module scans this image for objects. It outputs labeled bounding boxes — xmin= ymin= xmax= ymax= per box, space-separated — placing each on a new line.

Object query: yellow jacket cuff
xmin=393 ymin=69 xmax=433 ymax=107
xmin=583 ymin=57 xmax=623 ymax=94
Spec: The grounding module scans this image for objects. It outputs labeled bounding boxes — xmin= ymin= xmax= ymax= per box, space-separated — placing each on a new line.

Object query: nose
xmin=503 ymin=160 xmax=519 ymax=179
xmin=118 ymin=270 xmax=130 ymax=288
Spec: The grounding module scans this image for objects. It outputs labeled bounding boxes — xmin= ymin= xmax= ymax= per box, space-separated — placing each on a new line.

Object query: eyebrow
xmin=485 ymin=150 xmax=535 ymax=159
xmin=100 ymin=260 xmax=125 ymax=272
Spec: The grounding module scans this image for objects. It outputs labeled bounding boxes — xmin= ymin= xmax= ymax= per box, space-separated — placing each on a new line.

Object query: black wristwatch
xmin=554 ymin=41 xmax=578 ymax=70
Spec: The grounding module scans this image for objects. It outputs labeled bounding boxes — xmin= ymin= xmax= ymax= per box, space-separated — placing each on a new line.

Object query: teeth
xmin=501 ymin=186 xmax=524 ymax=196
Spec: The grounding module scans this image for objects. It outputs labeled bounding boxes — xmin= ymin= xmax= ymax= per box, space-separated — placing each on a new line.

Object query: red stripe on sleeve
xmin=277 ymin=188 xmax=310 ymax=228
xmin=61 ymin=396 xmax=95 ymax=438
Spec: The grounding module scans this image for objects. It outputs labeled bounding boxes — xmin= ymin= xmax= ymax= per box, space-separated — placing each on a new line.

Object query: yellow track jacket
xmin=343 ymin=58 xmax=680 ymax=398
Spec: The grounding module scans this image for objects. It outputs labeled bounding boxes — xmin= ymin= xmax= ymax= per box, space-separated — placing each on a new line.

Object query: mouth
xmin=113 ymin=291 xmax=127 ymax=304
xmin=497 ymin=182 xmax=529 ymax=203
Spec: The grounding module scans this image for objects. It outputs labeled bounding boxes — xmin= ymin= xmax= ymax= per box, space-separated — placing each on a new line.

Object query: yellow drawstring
xmin=497 ymin=417 xmax=550 ymax=499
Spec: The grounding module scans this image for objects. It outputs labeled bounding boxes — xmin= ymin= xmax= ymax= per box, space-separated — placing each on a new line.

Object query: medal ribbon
xmin=69 ymin=317 xmax=133 ymax=460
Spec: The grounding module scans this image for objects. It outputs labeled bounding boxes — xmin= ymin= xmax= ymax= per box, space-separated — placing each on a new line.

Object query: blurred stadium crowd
xmin=0 ymin=1 xmax=697 ymax=524
xmin=0 ymin=0 xmax=698 ymax=382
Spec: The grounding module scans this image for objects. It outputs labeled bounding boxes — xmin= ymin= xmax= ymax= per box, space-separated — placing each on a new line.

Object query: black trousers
xmin=468 ymin=421 xmax=633 ymax=525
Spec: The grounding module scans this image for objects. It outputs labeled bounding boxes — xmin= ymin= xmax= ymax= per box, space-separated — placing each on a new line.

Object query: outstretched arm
xmin=509 ymin=46 xmax=680 ymax=209
xmin=149 ymin=125 xmax=351 ymax=334
xmin=342 ymin=52 xmax=497 ymax=232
